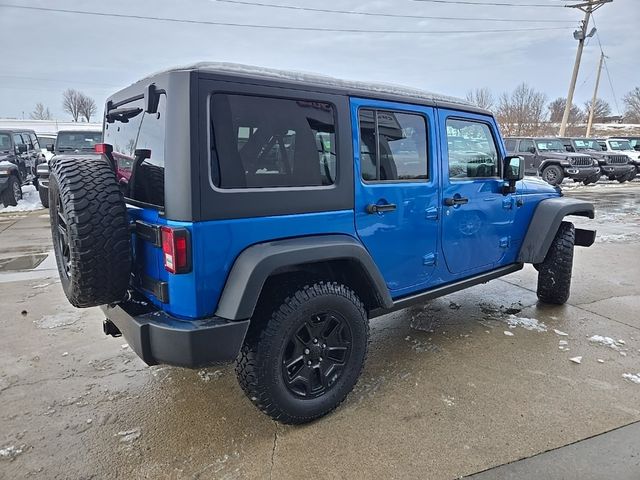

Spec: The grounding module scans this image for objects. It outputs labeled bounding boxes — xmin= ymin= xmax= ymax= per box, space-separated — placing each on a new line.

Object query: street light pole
xmin=558 ymin=0 xmax=612 ymax=137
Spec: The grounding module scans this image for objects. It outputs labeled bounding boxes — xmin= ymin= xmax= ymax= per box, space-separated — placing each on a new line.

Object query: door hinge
xmin=423 ymin=253 xmax=437 ymax=266
xmin=425 ymin=207 xmax=439 ymax=220
xmin=499 ymin=236 xmax=511 ymax=248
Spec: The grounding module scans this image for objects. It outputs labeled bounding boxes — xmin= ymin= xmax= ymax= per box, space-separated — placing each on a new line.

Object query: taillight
xmin=161 ymin=227 xmax=191 ymax=274
xmin=95 ymin=143 xmax=113 ymax=155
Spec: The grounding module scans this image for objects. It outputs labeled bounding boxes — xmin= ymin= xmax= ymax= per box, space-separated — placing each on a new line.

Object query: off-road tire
xmin=39 ymin=186 xmax=49 ymax=208
xmin=49 ymin=157 xmax=131 ymax=307
xmin=133 ymin=163 xmax=164 ymax=206
xmin=1 ymin=175 xmax=22 ymax=207
xmin=236 ymin=282 xmax=369 ymax=424
xmin=541 ymin=165 xmax=564 ymax=186
xmin=536 ymin=221 xmax=575 ymax=305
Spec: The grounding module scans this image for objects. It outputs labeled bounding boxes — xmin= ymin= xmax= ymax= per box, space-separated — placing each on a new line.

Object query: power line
xmin=0 ymin=4 xmax=571 ymax=34
xmin=409 ymin=0 xmax=566 ymax=7
xmin=215 ymin=0 xmax=575 ymax=22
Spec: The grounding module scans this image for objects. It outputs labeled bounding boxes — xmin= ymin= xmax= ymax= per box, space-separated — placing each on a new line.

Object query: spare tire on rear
xmin=49 ymin=157 xmax=131 ymax=308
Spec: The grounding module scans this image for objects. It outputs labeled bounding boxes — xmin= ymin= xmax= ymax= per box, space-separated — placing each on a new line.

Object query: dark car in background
xmin=504 ymin=137 xmax=600 ymax=186
xmin=0 ymin=129 xmax=44 ymax=207
xmin=560 ymin=137 xmax=636 ymax=183
xmin=37 ymin=130 xmax=102 ymax=207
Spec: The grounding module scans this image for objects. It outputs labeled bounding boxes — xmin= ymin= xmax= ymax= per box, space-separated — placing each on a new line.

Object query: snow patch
xmin=569 ymin=356 xmax=582 ymax=364
xmin=553 ymin=329 xmax=569 ymax=336
xmin=0 ymin=445 xmax=23 ymax=461
xmin=589 ymin=335 xmax=623 ymax=350
xmin=34 ymin=312 xmax=80 ymax=329
xmin=117 ymin=428 xmax=141 ymax=443
xmin=622 ymin=373 xmax=640 ymax=385
xmin=198 ymin=369 xmax=223 ymax=382
xmin=506 ymin=315 xmax=547 ymax=332
xmin=503 ymin=331 xmax=514 ymax=337
xmin=0 ymin=185 xmax=44 ymax=214
xmin=442 ymin=395 xmax=455 ymax=407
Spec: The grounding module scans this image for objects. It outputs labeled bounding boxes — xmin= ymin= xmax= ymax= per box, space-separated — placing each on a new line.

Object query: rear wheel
xmin=1 ymin=175 xmax=22 ymax=207
xmin=236 ymin=282 xmax=369 ymax=424
xmin=536 ymin=222 xmax=575 ymax=305
xmin=49 ymin=157 xmax=131 ymax=307
xmin=541 ymin=165 xmax=564 ymax=186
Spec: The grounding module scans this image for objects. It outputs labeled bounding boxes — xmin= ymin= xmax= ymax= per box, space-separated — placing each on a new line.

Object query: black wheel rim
xmin=12 ymin=181 xmax=21 ymax=201
xmin=281 ymin=312 xmax=352 ymax=399
xmin=544 ymin=168 xmax=558 ymax=182
xmin=54 ymin=192 xmax=71 ymax=278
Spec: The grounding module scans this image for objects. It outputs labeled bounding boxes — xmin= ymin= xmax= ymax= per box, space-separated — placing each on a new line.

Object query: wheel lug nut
xmin=322 ymin=344 xmax=326 ymax=348
xmin=313 ymin=338 xmax=318 ymax=344
xmin=304 ymin=348 xmax=310 ymax=354
xmin=307 ymin=360 xmax=312 ymax=366
xmin=319 ymin=357 xmax=323 ymax=362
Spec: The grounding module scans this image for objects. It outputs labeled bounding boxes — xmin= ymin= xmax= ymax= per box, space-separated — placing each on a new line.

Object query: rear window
xmin=210 ymin=94 xmax=336 ymax=189
xmin=0 ymin=133 xmax=11 ymax=151
xmin=104 ymin=94 xmax=166 ymax=207
xmin=56 ymin=132 xmax=102 ymax=152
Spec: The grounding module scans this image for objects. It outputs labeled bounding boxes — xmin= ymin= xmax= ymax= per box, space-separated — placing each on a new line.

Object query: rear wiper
xmin=106 ymin=107 xmax=143 ymax=124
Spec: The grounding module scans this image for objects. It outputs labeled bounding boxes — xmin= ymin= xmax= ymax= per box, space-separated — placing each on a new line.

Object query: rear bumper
xmin=101 ymin=302 xmax=250 ymax=368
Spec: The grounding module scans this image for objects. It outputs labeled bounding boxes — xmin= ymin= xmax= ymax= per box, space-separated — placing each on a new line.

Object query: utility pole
xmin=586 ymin=51 xmax=605 ymax=137
xmin=558 ymin=0 xmax=612 ymax=137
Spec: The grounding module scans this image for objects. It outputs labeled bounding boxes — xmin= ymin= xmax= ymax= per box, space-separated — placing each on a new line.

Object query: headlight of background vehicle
xmin=591 ymin=157 xmax=599 ymax=166
xmin=561 ymin=157 xmax=571 ymax=166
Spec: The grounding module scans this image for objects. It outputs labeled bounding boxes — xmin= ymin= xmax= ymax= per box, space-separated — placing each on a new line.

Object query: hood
xmin=519 ymin=177 xmax=561 ymax=195
xmin=539 ymin=151 xmax=591 ymax=161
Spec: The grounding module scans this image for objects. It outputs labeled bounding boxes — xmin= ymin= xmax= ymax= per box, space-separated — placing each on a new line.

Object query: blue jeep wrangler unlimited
xmin=49 ymin=63 xmax=595 ymax=424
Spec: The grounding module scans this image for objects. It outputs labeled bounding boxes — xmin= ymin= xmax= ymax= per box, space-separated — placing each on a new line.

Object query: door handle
xmin=366 ymin=203 xmax=397 ymax=214
xmin=443 ymin=197 xmax=469 ymax=206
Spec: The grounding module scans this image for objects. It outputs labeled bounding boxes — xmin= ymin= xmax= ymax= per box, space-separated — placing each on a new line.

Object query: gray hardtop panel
xmin=215 ymin=234 xmax=392 ymax=320
xmin=518 ymin=197 xmax=595 ymax=264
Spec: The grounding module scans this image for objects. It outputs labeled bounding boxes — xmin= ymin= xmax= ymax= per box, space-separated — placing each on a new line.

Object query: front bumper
xmin=600 ymin=164 xmax=635 ymax=178
xmin=101 ymin=301 xmax=250 ymax=368
xmin=563 ymin=166 xmax=600 ymax=180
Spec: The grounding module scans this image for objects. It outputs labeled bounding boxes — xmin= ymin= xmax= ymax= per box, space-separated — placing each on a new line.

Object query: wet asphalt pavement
xmin=1 ymin=181 xmax=639 ymax=479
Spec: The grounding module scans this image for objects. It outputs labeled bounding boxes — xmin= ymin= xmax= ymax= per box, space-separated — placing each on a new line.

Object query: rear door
xmin=352 ymin=98 xmax=439 ymax=296
xmin=439 ymin=111 xmax=515 ymax=274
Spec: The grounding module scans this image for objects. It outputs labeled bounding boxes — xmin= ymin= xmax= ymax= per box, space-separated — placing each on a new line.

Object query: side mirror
xmin=528 ymin=146 xmax=536 ymax=154
xmin=17 ymin=144 xmax=27 ymax=154
xmin=47 ymin=144 xmax=55 ymax=152
xmin=502 ymin=155 xmax=524 ymax=194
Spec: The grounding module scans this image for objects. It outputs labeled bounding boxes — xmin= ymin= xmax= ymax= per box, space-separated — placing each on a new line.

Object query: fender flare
xmin=215 ymin=234 xmax=393 ymax=320
xmin=538 ymin=159 xmax=564 ymax=174
xmin=518 ymin=197 xmax=595 ymax=264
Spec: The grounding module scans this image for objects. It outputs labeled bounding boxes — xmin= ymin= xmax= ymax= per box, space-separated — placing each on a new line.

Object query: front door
xmin=353 ymin=99 xmax=439 ymax=297
xmin=517 ymin=138 xmax=538 ymax=175
xmin=439 ymin=112 xmax=515 ymax=274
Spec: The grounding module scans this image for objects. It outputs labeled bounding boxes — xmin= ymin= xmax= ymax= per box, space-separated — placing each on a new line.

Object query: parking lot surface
xmin=1 ymin=182 xmax=639 ymax=479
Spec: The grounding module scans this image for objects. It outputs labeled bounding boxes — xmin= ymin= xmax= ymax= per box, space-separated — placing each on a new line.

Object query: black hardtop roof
xmin=116 ymin=62 xmax=491 ymax=115
xmin=0 ymin=129 xmax=37 ymax=134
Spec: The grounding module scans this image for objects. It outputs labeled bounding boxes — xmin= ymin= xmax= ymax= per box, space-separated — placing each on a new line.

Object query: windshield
xmin=536 ymin=139 xmax=565 ymax=152
xmin=573 ymin=139 xmax=602 ymax=151
xmin=0 ymin=133 xmax=11 ymax=152
xmin=56 ymin=132 xmax=102 ymax=151
xmin=609 ymin=140 xmax=632 ymax=151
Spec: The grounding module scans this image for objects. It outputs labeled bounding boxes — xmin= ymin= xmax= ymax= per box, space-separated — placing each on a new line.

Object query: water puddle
xmin=0 ymin=253 xmax=48 ymax=271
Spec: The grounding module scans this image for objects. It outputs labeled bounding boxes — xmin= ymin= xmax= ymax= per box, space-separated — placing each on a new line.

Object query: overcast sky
xmin=0 ymin=0 xmax=638 ymax=121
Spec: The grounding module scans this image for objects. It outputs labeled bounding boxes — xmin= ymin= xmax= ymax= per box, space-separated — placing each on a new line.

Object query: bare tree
xmin=548 ymin=97 xmax=583 ymax=124
xmin=583 ymin=98 xmax=611 ymax=123
xmin=30 ymin=102 xmax=52 ymax=120
xmin=78 ymin=94 xmax=97 ymax=123
xmin=495 ymin=83 xmax=547 ymax=136
xmin=465 ymin=87 xmax=494 ymax=111
xmin=62 ymin=89 xmax=82 ymax=122
xmin=622 ymin=87 xmax=640 ymax=123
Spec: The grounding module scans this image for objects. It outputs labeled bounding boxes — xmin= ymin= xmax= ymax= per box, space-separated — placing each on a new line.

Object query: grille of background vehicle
xmin=605 ymin=155 xmax=628 ymax=164
xmin=570 ymin=157 xmax=593 ymax=166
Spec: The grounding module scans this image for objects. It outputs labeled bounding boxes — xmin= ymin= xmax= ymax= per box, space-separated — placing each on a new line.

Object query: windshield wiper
xmin=106 ymin=107 xmax=143 ymax=124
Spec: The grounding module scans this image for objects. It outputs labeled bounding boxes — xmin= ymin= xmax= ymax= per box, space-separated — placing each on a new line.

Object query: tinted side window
xmin=29 ymin=133 xmax=40 ymax=150
xmin=13 ymin=134 xmax=24 ymax=146
xmin=358 ymin=109 xmax=428 ymax=182
xmin=446 ymin=119 xmax=499 ymax=179
xmin=518 ymin=139 xmax=534 ymax=153
xmin=211 ymin=94 xmax=336 ymax=189
xmin=504 ymin=139 xmax=516 ymax=152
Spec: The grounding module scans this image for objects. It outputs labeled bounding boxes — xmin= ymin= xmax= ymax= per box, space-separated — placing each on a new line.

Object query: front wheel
xmin=236 ymin=282 xmax=369 ymax=424
xmin=541 ymin=165 xmax=564 ymax=186
xmin=1 ymin=176 xmax=22 ymax=207
xmin=39 ymin=186 xmax=49 ymax=208
xmin=536 ymin=222 xmax=575 ymax=305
